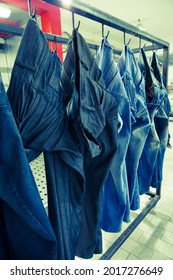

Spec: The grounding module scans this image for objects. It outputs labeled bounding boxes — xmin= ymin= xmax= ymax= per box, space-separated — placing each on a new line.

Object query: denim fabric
xmin=7 ymin=20 xmax=67 ymax=155
xmin=137 ymin=48 xmax=162 ymax=195
xmin=7 ymin=19 xmax=85 ymax=260
xmin=61 ymin=29 xmax=118 ymax=258
xmin=164 ymin=92 xmax=171 ymax=145
xmin=150 ymin=52 xmax=169 ymax=189
xmin=118 ymin=45 xmax=151 ymax=210
xmin=0 ymin=73 xmax=57 ymax=260
xmin=95 ymin=38 xmax=131 ymax=232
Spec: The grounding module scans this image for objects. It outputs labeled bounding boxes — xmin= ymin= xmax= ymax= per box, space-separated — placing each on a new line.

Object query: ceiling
xmin=83 ymin=0 xmax=173 ymax=51
xmin=0 ymin=0 xmax=173 ymax=60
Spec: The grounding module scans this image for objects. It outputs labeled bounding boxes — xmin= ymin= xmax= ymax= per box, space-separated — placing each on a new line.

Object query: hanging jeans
xmin=137 ymin=48 xmax=165 ymax=195
xmin=95 ymin=38 xmax=131 ymax=232
xmin=150 ymin=52 xmax=169 ymax=189
xmin=7 ymin=19 xmax=85 ymax=260
xmin=0 ymin=73 xmax=57 ymax=260
xmin=60 ymin=29 xmax=119 ymax=258
xmin=118 ymin=45 xmax=151 ymax=210
xmin=150 ymin=103 xmax=168 ymax=189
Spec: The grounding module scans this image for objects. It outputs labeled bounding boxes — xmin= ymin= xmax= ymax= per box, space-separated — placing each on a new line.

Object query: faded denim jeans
xmin=118 ymin=45 xmax=151 ymax=210
xmin=150 ymin=52 xmax=169 ymax=189
xmin=137 ymin=48 xmax=166 ymax=194
xmin=95 ymin=38 xmax=131 ymax=232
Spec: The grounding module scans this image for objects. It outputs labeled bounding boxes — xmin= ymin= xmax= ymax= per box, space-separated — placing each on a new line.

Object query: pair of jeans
xmin=150 ymin=52 xmax=169 ymax=189
xmin=118 ymin=45 xmax=151 ymax=210
xmin=137 ymin=48 xmax=164 ymax=194
xmin=7 ymin=19 xmax=85 ymax=260
xmin=0 ymin=73 xmax=57 ymax=260
xmin=61 ymin=29 xmax=119 ymax=258
xmin=95 ymin=38 xmax=131 ymax=232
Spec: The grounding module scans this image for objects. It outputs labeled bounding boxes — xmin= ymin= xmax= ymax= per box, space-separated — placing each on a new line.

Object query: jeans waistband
xmin=14 ymin=19 xmax=62 ymax=92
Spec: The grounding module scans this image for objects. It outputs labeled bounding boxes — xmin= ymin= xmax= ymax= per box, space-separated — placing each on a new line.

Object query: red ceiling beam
xmin=0 ymin=19 xmax=19 ymax=26
xmin=1 ymin=0 xmax=59 ymax=16
xmin=41 ymin=10 xmax=63 ymax=61
xmin=1 ymin=0 xmax=63 ymax=60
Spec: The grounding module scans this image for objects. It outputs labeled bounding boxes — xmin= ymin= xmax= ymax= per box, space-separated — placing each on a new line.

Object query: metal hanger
xmin=123 ymin=31 xmax=131 ymax=45
xmin=139 ymin=36 xmax=142 ymax=49
xmin=102 ymin=24 xmax=110 ymax=39
xmin=72 ymin=12 xmax=80 ymax=30
xmin=27 ymin=0 xmax=37 ymax=20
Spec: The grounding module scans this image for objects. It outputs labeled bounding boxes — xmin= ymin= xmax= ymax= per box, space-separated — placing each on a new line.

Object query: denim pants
xmin=137 ymin=48 xmax=164 ymax=194
xmin=0 ymin=73 xmax=57 ymax=260
xmin=61 ymin=29 xmax=119 ymax=258
xmin=95 ymin=38 xmax=131 ymax=232
xmin=118 ymin=45 xmax=151 ymax=210
xmin=7 ymin=19 xmax=86 ymax=260
xmin=150 ymin=52 xmax=169 ymax=189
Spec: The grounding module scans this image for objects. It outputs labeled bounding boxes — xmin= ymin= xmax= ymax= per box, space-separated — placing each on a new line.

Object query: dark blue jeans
xmin=137 ymin=48 xmax=166 ymax=194
xmin=95 ymin=38 xmax=131 ymax=232
xmin=150 ymin=52 xmax=169 ymax=189
xmin=7 ymin=19 xmax=85 ymax=260
xmin=151 ymin=103 xmax=168 ymax=188
xmin=61 ymin=30 xmax=119 ymax=258
xmin=7 ymin=19 xmax=118 ymax=259
xmin=118 ymin=45 xmax=151 ymax=210
xmin=0 ymin=73 xmax=57 ymax=260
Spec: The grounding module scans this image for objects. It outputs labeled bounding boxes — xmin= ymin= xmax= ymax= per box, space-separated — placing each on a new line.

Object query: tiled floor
xmin=30 ymin=120 xmax=173 ymax=260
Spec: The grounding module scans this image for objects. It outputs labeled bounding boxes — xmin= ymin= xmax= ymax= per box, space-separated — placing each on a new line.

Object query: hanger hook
xmin=72 ymin=12 xmax=80 ymax=30
xmin=27 ymin=0 xmax=36 ymax=19
xmin=102 ymin=24 xmax=104 ymax=37
xmin=127 ymin=38 xmax=131 ymax=45
xmin=76 ymin=21 xmax=80 ymax=30
xmin=72 ymin=12 xmax=75 ymax=29
xmin=139 ymin=36 xmax=142 ymax=49
xmin=123 ymin=32 xmax=131 ymax=45
xmin=123 ymin=32 xmax=126 ymax=44
xmin=102 ymin=24 xmax=110 ymax=39
xmin=105 ymin=30 xmax=110 ymax=39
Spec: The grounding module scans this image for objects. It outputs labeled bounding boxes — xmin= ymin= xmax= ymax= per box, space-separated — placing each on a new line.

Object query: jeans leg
xmin=151 ymin=105 xmax=169 ymax=188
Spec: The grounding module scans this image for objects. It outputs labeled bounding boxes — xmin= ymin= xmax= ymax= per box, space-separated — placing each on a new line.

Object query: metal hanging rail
xmin=0 ymin=23 xmax=121 ymax=55
xmin=0 ymin=0 xmax=170 ymax=260
xmin=45 ymin=0 xmax=168 ymax=48
xmin=44 ymin=0 xmax=169 ymax=88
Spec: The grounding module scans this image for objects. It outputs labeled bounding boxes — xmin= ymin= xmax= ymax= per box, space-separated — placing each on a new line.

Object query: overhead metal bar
xmin=1 ymin=22 xmax=163 ymax=57
xmin=0 ymin=24 xmax=24 ymax=38
xmin=0 ymin=23 xmax=122 ymax=55
xmin=44 ymin=0 xmax=169 ymax=48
